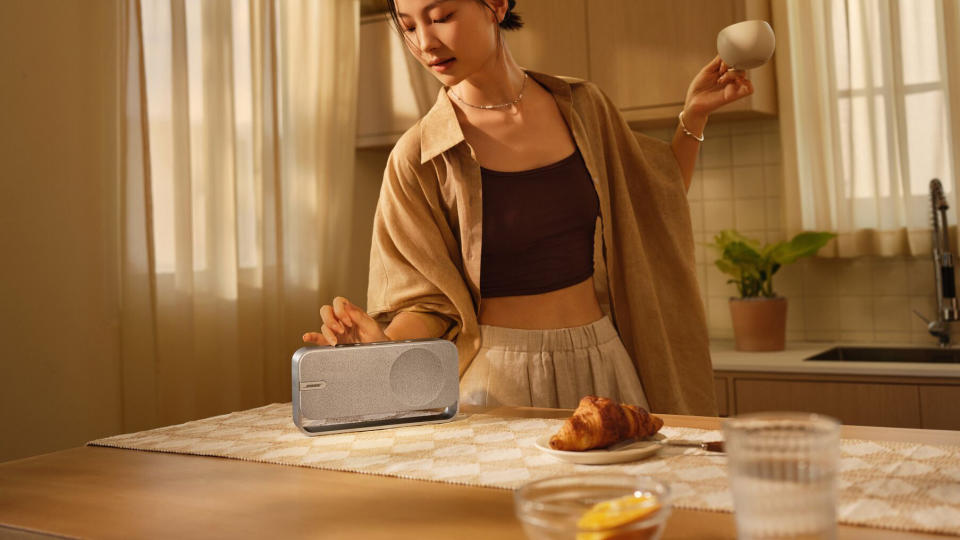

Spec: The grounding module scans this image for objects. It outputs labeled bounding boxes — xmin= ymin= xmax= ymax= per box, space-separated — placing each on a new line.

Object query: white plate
xmin=534 ymin=434 xmax=663 ymax=465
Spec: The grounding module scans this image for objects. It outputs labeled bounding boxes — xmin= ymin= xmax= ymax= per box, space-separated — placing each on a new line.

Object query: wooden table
xmin=1 ymin=406 xmax=958 ymax=539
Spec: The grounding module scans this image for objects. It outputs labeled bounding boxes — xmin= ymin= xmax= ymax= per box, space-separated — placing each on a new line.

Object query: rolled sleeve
xmin=365 ymin=147 xmax=466 ymax=341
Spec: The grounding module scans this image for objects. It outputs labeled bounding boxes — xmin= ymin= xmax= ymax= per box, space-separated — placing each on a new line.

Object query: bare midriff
xmin=477 ymin=276 xmax=605 ymax=329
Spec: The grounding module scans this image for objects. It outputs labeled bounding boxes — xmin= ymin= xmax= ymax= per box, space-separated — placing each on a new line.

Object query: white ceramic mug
xmin=717 ymin=20 xmax=776 ymax=70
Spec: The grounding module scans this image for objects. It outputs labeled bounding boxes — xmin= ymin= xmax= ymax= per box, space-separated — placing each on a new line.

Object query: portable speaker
xmin=291 ymin=338 xmax=460 ymax=435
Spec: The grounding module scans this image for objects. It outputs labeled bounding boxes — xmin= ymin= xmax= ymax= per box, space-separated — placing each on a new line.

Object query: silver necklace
xmin=449 ymin=72 xmax=528 ymax=110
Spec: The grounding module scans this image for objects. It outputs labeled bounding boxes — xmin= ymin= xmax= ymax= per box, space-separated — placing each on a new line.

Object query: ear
xmin=488 ymin=0 xmax=509 ymax=24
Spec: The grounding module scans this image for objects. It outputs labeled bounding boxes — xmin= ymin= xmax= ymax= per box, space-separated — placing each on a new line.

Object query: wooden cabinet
xmin=715 ymin=377 xmax=730 ymax=417
xmin=735 ymin=379 xmax=921 ymax=428
xmin=586 ymin=0 xmax=777 ymax=127
xmin=509 ymin=0 xmax=777 ymax=126
xmin=715 ymin=370 xmax=960 ymax=430
xmin=919 ymin=385 xmax=960 ymax=430
xmin=503 ymin=0 xmax=590 ymax=80
xmin=356 ymin=14 xmax=441 ymax=148
xmin=357 ymin=0 xmax=779 ymax=146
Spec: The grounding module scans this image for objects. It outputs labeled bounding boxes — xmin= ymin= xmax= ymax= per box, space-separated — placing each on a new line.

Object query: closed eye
xmin=404 ymin=12 xmax=453 ymax=32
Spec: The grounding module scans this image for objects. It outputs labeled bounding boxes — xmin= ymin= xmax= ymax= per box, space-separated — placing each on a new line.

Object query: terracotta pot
xmin=728 ymin=296 xmax=787 ymax=351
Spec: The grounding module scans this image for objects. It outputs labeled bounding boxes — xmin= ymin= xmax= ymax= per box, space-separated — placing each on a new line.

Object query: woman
xmin=302 ymin=0 xmax=753 ymax=415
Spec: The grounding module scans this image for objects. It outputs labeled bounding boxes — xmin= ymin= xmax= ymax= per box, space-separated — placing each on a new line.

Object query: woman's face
xmin=394 ymin=0 xmax=504 ymax=85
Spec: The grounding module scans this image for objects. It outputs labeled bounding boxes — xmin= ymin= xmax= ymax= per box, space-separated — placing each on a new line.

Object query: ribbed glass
xmin=724 ymin=412 xmax=842 ymax=540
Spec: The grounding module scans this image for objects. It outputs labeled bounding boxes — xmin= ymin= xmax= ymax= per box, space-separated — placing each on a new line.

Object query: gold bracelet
xmin=678 ymin=110 xmax=705 ymax=142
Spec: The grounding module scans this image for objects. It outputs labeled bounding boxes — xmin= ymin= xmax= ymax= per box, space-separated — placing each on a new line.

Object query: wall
xmin=0 ymin=1 xmax=123 ymax=462
xmin=641 ymin=118 xmax=952 ymax=346
xmin=347 ymin=147 xmax=392 ymax=307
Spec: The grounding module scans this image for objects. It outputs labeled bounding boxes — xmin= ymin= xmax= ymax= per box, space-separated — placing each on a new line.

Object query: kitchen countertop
xmin=710 ymin=339 xmax=960 ymax=378
xmin=1 ymin=406 xmax=957 ymax=540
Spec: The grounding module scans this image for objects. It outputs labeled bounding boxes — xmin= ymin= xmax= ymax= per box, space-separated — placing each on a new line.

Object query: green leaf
xmin=711 ymin=229 xmax=834 ymax=299
xmin=760 ymin=241 xmax=785 ymax=259
xmin=715 ymin=258 xmax=741 ymax=278
xmin=771 ymin=232 xmax=837 ymax=264
xmin=723 ymin=241 xmax=763 ymax=267
xmin=712 ymin=229 xmax=761 ymax=251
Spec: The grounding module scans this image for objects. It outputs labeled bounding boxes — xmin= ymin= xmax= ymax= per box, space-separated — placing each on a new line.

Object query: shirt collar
xmin=418 ymin=69 xmax=575 ymax=164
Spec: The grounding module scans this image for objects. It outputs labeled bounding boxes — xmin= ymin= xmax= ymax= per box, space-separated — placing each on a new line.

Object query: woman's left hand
xmin=683 ymin=54 xmax=754 ymax=118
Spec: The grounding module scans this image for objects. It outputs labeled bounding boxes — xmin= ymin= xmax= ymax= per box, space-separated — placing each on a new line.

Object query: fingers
xmin=315 ymin=303 xmax=348 ymax=346
xmin=320 ymin=304 xmax=346 ymax=333
xmin=339 ymin=299 xmax=382 ymax=343
xmin=304 ymin=297 xmax=383 ymax=346
xmin=302 ymin=330 xmax=337 ymax=346
xmin=302 ymin=319 xmax=343 ymax=345
xmin=718 ymin=68 xmax=748 ymax=86
xmin=714 ymin=58 xmax=750 ymax=88
xmin=723 ymin=77 xmax=754 ymax=100
xmin=320 ymin=324 xmax=339 ymax=345
xmin=332 ymin=297 xmax=353 ymax=328
xmin=301 ymin=318 xmax=346 ymax=346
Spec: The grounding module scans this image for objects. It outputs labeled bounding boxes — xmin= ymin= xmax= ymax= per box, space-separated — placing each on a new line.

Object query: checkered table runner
xmin=88 ymin=403 xmax=960 ymax=536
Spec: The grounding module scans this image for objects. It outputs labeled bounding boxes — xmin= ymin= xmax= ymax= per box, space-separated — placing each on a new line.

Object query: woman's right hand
xmin=302 ymin=296 xmax=390 ymax=346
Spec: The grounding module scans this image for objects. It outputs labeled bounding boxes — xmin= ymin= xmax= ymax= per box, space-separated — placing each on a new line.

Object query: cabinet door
xmin=735 ymin=379 xmax=921 ymax=428
xmin=588 ymin=0 xmax=734 ymax=110
xmin=356 ymin=16 xmax=442 ymax=148
xmin=920 ymin=386 xmax=960 ymax=430
xmin=586 ymin=0 xmax=777 ymax=125
xmin=715 ymin=377 xmax=730 ymax=417
xmin=504 ymin=0 xmax=590 ymax=80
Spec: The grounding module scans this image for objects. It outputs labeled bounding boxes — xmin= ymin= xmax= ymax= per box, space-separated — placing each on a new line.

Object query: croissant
xmin=549 ymin=396 xmax=663 ymax=451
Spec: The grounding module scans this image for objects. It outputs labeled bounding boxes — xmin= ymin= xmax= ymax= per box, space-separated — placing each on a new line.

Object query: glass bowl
xmin=514 ymin=474 xmax=672 ymax=540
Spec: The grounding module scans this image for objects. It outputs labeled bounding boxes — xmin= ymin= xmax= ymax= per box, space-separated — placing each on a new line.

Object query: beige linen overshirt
xmin=366 ymin=69 xmax=717 ymax=416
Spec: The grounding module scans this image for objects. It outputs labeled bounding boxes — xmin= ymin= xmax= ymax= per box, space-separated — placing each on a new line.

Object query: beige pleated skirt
xmin=459 ymin=314 xmax=650 ymax=410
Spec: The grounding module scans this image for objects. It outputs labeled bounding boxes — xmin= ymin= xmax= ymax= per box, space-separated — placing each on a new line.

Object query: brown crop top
xmin=480 ymin=145 xmax=599 ymax=298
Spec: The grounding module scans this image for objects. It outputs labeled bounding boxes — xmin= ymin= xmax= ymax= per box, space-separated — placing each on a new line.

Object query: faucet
xmin=913 ymin=178 xmax=960 ymax=347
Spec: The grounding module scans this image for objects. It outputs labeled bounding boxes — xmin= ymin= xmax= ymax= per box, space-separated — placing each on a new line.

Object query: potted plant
xmin=707 ymin=229 xmax=836 ymax=351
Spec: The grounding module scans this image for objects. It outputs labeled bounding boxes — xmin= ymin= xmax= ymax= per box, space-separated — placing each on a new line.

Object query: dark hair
xmin=385 ymin=0 xmax=524 ymax=60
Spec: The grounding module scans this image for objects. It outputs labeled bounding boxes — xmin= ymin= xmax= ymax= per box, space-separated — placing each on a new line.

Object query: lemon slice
xmin=576 ymin=493 xmax=661 ymax=534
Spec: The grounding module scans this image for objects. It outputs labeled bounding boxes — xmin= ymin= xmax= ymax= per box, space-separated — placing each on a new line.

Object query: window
xmin=829 ymin=0 xmax=954 ymax=228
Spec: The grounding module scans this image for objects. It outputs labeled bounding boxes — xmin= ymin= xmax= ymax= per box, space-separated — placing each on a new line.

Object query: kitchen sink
xmin=805 ymin=346 xmax=960 ymax=363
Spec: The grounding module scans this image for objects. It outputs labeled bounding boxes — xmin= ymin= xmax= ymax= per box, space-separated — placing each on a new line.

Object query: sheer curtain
xmin=772 ymin=0 xmax=960 ymax=257
xmin=120 ymin=0 xmax=359 ymax=430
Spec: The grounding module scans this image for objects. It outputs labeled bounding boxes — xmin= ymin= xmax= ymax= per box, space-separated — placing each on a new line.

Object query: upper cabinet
xmin=356 ymin=14 xmax=441 ymax=148
xmin=356 ymin=0 xmax=777 ymax=147
xmin=584 ymin=0 xmax=777 ymax=126
xmin=503 ymin=0 xmax=590 ymax=81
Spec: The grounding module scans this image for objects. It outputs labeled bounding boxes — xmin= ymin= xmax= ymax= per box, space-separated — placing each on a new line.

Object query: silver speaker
xmin=291 ymin=338 xmax=459 ymax=435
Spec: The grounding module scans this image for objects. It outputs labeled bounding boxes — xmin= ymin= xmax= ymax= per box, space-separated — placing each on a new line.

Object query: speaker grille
xmin=389 ymin=347 xmax=444 ymax=407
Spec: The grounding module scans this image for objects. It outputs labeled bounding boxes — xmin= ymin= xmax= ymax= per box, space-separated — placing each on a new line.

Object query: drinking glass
xmin=514 ymin=473 xmax=672 ymax=540
xmin=723 ymin=412 xmax=841 ymax=540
